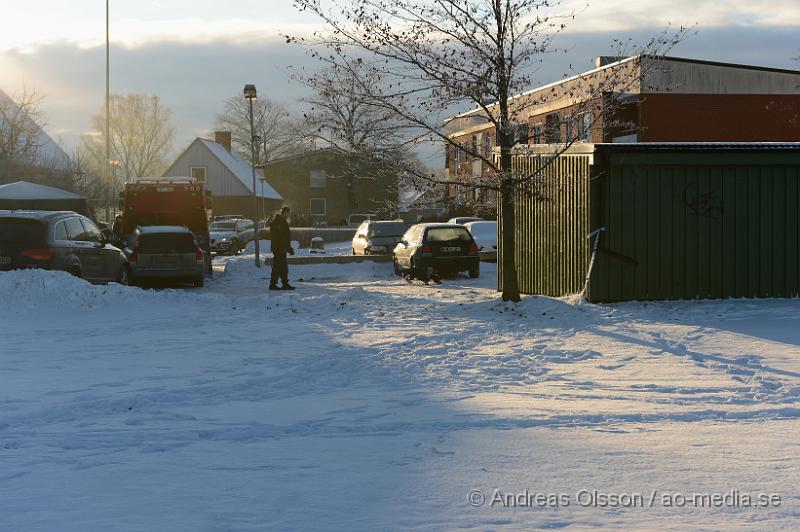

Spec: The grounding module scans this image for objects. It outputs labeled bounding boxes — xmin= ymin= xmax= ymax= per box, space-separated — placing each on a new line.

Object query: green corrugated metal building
xmin=499 ymin=143 xmax=800 ymax=302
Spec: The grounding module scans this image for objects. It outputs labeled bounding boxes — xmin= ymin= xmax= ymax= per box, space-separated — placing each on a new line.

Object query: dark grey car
xmin=393 ymin=223 xmax=480 ymax=283
xmin=0 ymin=210 xmax=129 ymax=284
xmin=124 ymin=226 xmax=205 ymax=287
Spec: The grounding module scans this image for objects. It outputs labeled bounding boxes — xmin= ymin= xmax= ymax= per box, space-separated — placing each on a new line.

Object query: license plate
xmin=441 ymin=246 xmax=461 ymax=253
xmin=155 ymin=256 xmax=178 ymax=265
xmin=0 ymin=257 xmax=10 ymax=265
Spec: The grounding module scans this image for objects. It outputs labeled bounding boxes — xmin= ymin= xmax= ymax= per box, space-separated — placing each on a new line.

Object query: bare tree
xmin=79 ymin=93 xmax=176 ymax=201
xmin=215 ymin=95 xmax=294 ymax=165
xmin=298 ymin=64 xmax=418 ymax=215
xmin=289 ymin=0 xmax=688 ymax=301
xmin=0 ymin=87 xmax=48 ymax=180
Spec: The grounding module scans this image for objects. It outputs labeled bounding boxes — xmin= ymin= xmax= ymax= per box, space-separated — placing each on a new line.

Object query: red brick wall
xmin=639 ymin=94 xmax=800 ymax=142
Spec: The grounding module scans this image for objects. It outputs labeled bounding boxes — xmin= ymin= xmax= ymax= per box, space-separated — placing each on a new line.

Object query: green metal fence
xmin=500 ymin=143 xmax=800 ymax=302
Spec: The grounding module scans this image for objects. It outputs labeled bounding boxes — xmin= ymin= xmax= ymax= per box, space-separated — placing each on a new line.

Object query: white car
xmin=464 ymin=220 xmax=497 ymax=254
xmin=352 ymin=220 xmax=409 ymax=255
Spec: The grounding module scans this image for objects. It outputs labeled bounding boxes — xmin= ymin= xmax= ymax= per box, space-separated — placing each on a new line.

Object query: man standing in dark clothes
xmin=269 ymin=206 xmax=295 ymax=290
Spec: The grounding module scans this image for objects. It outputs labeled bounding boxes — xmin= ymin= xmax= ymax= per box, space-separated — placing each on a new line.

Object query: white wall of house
xmin=164 ymin=139 xmax=250 ymax=197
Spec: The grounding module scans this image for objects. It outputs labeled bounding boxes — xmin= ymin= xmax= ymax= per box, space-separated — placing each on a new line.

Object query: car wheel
xmin=69 ymin=266 xmax=82 ymax=279
xmin=411 ymin=260 xmax=428 ymax=284
xmin=232 ymin=240 xmax=240 ymax=255
xmin=193 ymin=276 xmax=204 ymax=288
xmin=352 ymin=248 xmax=357 ymax=255
xmin=469 ymin=266 xmax=480 ymax=278
xmin=393 ymin=260 xmax=401 ymax=276
xmin=117 ymin=265 xmax=131 ymax=286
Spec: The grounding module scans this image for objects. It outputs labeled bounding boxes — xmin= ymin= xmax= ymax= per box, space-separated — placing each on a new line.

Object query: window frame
xmin=309 ymin=197 xmax=327 ymax=216
xmin=309 ymin=169 xmax=327 ymax=188
xmin=190 ymin=166 xmax=207 ymax=182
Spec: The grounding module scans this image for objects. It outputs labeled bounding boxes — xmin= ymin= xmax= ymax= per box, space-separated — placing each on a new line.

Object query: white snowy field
xmin=0 ymin=254 xmax=798 ymax=531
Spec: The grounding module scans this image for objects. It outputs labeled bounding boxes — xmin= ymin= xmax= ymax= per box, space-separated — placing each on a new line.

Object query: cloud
xmin=0 ymin=23 xmax=797 ymax=167
xmin=561 ymin=0 xmax=800 ymax=31
xmin=0 ymin=38 xmax=318 ymax=152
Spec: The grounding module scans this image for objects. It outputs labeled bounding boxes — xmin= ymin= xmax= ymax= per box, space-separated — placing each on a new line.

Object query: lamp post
xmin=244 ymin=84 xmax=260 ymax=267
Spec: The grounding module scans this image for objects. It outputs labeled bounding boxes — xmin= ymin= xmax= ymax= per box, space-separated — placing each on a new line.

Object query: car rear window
xmin=369 ymin=222 xmax=407 ymax=237
xmin=426 ymin=227 xmax=472 ymax=242
xmin=0 ymin=219 xmax=46 ymax=244
xmin=210 ymin=222 xmax=237 ymax=231
xmin=469 ymin=222 xmax=497 ymax=238
xmin=138 ymin=233 xmax=196 ymax=253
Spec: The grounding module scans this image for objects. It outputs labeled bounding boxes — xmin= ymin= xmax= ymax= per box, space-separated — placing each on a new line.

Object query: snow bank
xmin=223 ymin=255 xmax=394 ymax=282
xmin=0 ymin=269 xmax=217 ymax=311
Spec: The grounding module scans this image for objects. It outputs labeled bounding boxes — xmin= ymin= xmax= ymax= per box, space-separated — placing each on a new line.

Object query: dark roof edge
xmin=595 ymin=142 xmax=800 ymax=151
xmin=652 ymin=55 xmax=800 ymax=76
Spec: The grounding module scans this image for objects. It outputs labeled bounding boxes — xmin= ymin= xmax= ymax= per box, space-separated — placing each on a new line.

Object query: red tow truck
xmin=118 ymin=177 xmax=213 ymax=276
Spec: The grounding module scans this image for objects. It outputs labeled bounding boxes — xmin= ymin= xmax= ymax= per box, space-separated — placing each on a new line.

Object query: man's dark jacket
xmin=270 ymin=214 xmax=291 ymax=254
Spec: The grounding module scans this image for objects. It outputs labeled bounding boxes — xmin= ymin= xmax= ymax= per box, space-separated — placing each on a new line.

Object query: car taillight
xmin=20 ymin=248 xmax=55 ymax=261
xmin=195 ymin=244 xmax=204 ymax=262
xmin=469 ymin=242 xmax=478 ymax=253
xmin=420 ymin=244 xmax=431 ymax=253
xmin=129 ymin=245 xmax=139 ymax=262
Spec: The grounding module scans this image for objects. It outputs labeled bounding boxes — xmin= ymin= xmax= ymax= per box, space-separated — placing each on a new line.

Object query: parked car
xmin=124 ymin=226 xmax=205 ymax=287
xmin=352 ymin=220 xmax=410 ymax=255
xmin=257 ymin=219 xmax=270 ymax=239
xmin=209 ymin=218 xmax=255 ymax=255
xmin=347 ymin=213 xmax=376 ymax=227
xmin=212 ymin=214 xmax=245 ymax=222
xmin=447 ymin=216 xmax=483 ymax=225
xmin=393 ymin=223 xmax=480 ymax=283
xmin=0 ymin=210 xmax=129 ymax=284
xmin=464 ymin=220 xmax=497 ymax=255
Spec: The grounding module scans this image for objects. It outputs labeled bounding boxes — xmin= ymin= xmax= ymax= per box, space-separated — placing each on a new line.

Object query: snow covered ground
xmin=1 ymin=253 xmax=798 ymax=531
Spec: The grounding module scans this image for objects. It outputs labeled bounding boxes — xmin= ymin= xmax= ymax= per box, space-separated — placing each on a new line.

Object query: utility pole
xmin=105 ymin=0 xmax=111 ymax=221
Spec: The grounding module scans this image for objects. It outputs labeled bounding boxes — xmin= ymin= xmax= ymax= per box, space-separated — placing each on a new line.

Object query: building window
xmin=455 ymin=145 xmax=463 ymax=167
xmin=445 ymin=146 xmax=451 ymax=169
xmin=309 ymin=198 xmax=326 ymax=216
xmin=578 ymin=112 xmax=593 ymax=142
xmin=190 ymin=166 xmax=207 ymax=181
xmin=485 ymin=133 xmax=493 ymax=158
xmin=532 ymin=124 xmax=544 ymax=144
xmin=310 ymin=169 xmax=326 ymax=188
xmin=545 ymin=113 xmax=561 ymax=143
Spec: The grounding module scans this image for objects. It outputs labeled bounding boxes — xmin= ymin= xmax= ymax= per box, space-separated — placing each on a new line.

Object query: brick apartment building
xmin=260 ymin=148 xmax=399 ymax=225
xmin=444 ymin=55 xmax=800 ymax=208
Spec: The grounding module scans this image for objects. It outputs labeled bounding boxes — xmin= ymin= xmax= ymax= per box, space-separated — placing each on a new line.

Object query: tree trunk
xmin=500 ymin=176 xmax=521 ymax=302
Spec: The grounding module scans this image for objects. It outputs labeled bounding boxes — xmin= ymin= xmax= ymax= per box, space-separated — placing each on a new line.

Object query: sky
xmin=1 ymin=0 xmax=799 ymax=169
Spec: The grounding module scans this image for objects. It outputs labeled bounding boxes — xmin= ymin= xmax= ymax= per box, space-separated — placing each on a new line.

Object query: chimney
xmin=214 ymin=131 xmax=232 ymax=152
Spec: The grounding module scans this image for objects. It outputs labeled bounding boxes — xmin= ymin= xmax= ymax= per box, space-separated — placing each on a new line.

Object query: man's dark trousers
xmin=271 ymin=251 xmax=288 ymax=287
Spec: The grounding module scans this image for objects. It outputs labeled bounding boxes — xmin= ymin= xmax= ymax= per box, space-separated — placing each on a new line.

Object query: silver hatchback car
xmin=124 ymin=226 xmax=205 ymax=287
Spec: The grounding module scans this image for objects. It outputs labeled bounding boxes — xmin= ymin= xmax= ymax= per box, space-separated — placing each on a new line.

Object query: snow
xmin=0 ymin=255 xmax=798 ymax=530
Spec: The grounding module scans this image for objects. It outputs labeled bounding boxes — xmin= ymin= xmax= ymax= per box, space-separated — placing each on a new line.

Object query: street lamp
xmin=244 ymin=84 xmax=260 ymax=267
